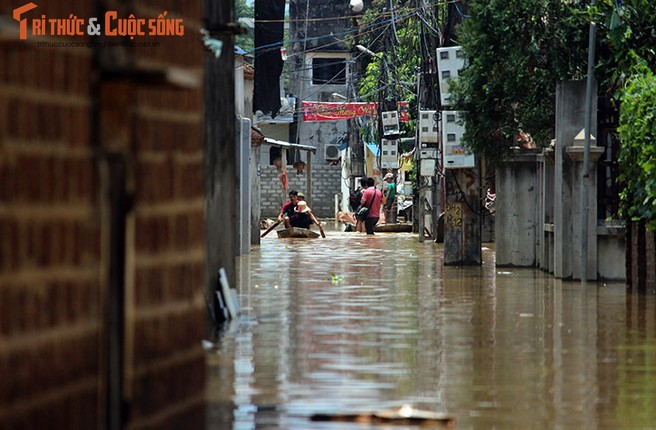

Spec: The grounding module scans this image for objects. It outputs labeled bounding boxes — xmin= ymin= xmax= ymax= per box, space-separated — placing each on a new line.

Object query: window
xmin=312 ymin=58 xmax=346 ymax=85
xmin=269 ymin=147 xmax=298 ymax=165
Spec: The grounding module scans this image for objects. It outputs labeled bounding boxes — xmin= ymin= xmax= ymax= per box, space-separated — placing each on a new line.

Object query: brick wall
xmin=126 ymin=81 xmax=206 ymax=429
xmin=0 ymin=22 xmax=101 ymax=428
xmin=260 ymin=165 xmax=342 ymax=218
xmin=0 ymin=1 xmax=206 ymax=428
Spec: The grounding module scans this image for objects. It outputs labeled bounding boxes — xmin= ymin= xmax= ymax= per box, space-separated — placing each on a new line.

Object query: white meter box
xmin=381 ymin=110 xmax=400 ymax=137
xmin=420 ymin=158 xmax=436 ymax=176
xmin=419 ymin=141 xmax=438 ymax=159
xmin=381 ymin=138 xmax=398 ymax=168
xmin=419 ymin=110 xmax=438 ymax=143
xmin=436 ymin=46 xmax=465 ymax=106
xmin=442 ymin=111 xmax=475 ymax=169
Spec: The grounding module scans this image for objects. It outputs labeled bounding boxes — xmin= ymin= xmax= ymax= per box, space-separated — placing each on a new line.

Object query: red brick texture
xmin=1 ymin=1 xmax=207 ymax=428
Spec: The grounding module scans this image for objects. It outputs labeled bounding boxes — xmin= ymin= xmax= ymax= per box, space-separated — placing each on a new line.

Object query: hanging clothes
xmin=254 ymin=0 xmax=285 ymax=118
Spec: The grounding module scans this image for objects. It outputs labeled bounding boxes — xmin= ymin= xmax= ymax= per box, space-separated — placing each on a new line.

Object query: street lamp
xmin=349 ymin=0 xmax=364 ymax=13
xmin=355 ymin=44 xmax=390 ymax=94
xmin=355 ymin=44 xmax=380 ymax=58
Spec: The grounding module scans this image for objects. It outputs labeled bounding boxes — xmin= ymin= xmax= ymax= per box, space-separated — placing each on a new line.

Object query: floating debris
xmin=202 ymin=339 xmax=217 ymax=351
xmin=311 ymin=404 xmax=456 ymax=427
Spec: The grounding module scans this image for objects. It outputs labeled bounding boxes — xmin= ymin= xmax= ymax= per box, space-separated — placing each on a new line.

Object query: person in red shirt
xmin=278 ymin=190 xmax=299 ymax=227
xmin=360 ymin=177 xmax=383 ymax=235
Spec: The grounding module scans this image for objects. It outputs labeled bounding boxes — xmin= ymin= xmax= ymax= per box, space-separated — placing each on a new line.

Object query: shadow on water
xmin=206 ymin=226 xmax=656 ymax=429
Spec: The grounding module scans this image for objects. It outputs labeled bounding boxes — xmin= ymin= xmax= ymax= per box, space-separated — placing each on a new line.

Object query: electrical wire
xmin=251 ymin=0 xmax=459 ymax=24
xmin=242 ymin=0 xmax=456 ymax=118
xmin=249 ymin=0 xmax=465 ymax=58
xmin=253 ymin=9 xmax=413 ymax=56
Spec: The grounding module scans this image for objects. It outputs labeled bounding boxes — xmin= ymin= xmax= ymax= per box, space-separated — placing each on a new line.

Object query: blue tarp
xmin=366 ymin=142 xmax=380 ymax=156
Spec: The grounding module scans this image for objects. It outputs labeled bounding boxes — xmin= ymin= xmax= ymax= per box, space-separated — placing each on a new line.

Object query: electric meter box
xmin=381 ymin=138 xmax=399 ymax=168
xmin=419 ymin=141 xmax=438 ymax=159
xmin=420 ymin=159 xmax=436 ymax=176
xmin=381 ymin=110 xmax=400 ymax=137
xmin=419 ymin=110 xmax=438 ymax=143
xmin=442 ymin=110 xmax=475 ymax=169
xmin=436 ymin=46 xmax=465 ymax=106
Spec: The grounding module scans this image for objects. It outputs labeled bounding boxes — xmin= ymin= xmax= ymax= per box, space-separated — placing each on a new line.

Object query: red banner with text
xmin=302 ymin=101 xmax=377 ymax=121
xmin=397 ymin=101 xmax=410 ymax=122
xmin=302 ymin=101 xmax=411 ymax=122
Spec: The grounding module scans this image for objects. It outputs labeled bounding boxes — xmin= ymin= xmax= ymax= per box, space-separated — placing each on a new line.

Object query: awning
xmin=263 ymin=138 xmax=317 ymax=153
xmin=366 ymin=143 xmax=380 ymax=157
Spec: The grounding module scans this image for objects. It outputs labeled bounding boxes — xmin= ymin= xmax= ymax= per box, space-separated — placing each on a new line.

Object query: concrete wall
xmin=496 ymin=82 xmax=625 ymax=280
xmin=496 ymin=150 xmax=541 ymax=266
xmin=597 ymin=226 xmax=626 ymax=281
xmin=504 ymin=148 xmax=627 ymax=280
xmin=289 ymin=0 xmax=351 ymax=51
xmin=260 ymin=165 xmax=342 ymax=218
xmin=0 ymin=1 xmax=206 ymax=427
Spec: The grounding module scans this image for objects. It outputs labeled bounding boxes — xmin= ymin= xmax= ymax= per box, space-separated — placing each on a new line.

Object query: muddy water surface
xmin=207 ymin=228 xmax=656 ymax=429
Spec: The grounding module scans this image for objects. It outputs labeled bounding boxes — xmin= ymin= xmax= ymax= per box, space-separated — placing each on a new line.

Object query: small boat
xmin=375 ymin=223 xmax=413 ymax=233
xmin=276 ymin=227 xmax=320 ymax=238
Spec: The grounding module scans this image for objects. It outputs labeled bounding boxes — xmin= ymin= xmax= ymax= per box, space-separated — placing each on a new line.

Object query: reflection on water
xmin=206 ymin=229 xmax=656 ymax=429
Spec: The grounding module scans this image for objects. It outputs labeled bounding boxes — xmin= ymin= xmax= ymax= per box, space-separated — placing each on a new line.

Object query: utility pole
xmin=440 ymin=3 xmax=481 ymax=266
xmin=581 ymin=0 xmax=597 ymax=285
xmin=416 ymin=72 xmax=437 ymax=242
xmin=443 ymin=169 xmax=481 ymax=265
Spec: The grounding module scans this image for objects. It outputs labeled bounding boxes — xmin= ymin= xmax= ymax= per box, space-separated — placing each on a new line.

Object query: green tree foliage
xmin=593 ymin=0 xmax=656 ymax=94
xmin=617 ymin=62 xmax=656 ymax=228
xmin=356 ymin=1 xmax=425 ymax=135
xmin=235 ymin=0 xmax=254 ymax=53
xmin=357 ymin=4 xmax=420 ymax=101
xmin=592 ymin=1 xmax=656 ymax=225
xmin=449 ymin=0 xmax=589 ymax=161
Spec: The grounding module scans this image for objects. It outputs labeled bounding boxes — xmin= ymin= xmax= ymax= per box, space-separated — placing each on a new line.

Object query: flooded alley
xmin=207 ymin=228 xmax=656 ymax=429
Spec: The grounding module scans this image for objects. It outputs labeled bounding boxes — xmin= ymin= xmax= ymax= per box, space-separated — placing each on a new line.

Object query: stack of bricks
xmin=260 ymin=165 xmax=342 ymax=218
xmin=0 ymin=1 xmax=206 ymax=428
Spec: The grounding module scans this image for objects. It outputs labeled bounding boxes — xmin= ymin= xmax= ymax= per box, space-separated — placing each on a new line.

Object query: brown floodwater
xmin=206 ymin=227 xmax=656 ymax=429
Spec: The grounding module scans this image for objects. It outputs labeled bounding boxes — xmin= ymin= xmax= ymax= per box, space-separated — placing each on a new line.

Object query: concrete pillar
xmin=538 ymin=148 xmax=556 ymax=273
xmin=496 ymin=149 xmax=541 ymax=267
xmin=250 ymin=143 xmax=261 ymax=245
xmin=553 ymin=81 xmax=597 ymax=280
xmin=565 ymin=142 xmax=604 ymax=280
xmin=444 ymin=168 xmax=481 ymax=265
